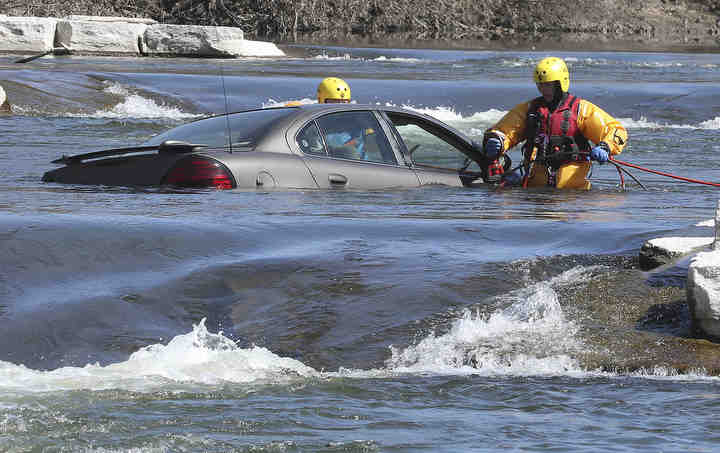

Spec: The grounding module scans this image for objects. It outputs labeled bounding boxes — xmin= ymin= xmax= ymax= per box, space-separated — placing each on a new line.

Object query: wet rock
xmin=560 ymin=268 xmax=720 ymax=375
xmin=639 ymin=237 xmax=713 ymax=270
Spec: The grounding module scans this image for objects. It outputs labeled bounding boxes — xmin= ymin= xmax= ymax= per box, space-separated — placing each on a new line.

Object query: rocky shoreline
xmin=0 ymin=15 xmax=285 ymax=58
xmin=3 ymin=0 xmax=720 ymax=51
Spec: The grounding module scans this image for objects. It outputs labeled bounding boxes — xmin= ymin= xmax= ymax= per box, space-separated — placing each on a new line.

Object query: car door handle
xmin=328 ymin=173 xmax=348 ymax=185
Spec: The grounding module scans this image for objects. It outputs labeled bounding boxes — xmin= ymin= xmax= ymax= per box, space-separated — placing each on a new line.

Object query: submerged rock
xmin=559 ymin=268 xmax=720 ymax=375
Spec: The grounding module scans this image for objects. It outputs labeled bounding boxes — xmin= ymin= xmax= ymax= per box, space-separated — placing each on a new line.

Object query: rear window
xmin=143 ymin=108 xmax=295 ymax=149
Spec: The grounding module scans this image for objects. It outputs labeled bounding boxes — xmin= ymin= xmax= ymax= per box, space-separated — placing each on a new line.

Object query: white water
xmin=88 ymin=82 xmax=199 ymax=120
xmin=2 ymin=265 xmax=713 ymax=395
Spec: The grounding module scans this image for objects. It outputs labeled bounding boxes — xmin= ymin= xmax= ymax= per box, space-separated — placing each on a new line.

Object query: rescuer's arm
xmin=483 ymin=101 xmax=531 ymax=153
xmin=576 ymin=100 xmax=628 ymax=156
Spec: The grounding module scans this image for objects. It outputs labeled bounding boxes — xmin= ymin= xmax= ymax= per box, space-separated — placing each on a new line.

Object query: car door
xmin=383 ymin=112 xmax=479 ymax=187
xmin=295 ymin=110 xmax=420 ymax=189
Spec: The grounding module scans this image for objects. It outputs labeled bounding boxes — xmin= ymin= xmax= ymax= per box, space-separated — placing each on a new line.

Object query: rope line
xmin=610 ymin=157 xmax=720 ymax=187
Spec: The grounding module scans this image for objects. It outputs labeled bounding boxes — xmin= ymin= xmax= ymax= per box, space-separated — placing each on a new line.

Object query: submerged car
xmin=43 ymin=104 xmax=504 ymax=190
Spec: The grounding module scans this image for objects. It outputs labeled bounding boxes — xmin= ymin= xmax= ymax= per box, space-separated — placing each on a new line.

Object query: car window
xmin=143 ymin=108 xmax=295 ymax=149
xmin=386 ymin=113 xmax=470 ymax=170
xmin=296 ymin=121 xmax=327 ymax=156
xmin=314 ymin=111 xmax=397 ymax=164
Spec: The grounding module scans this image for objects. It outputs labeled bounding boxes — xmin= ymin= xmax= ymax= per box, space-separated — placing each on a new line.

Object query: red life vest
xmin=524 ymin=94 xmax=591 ymax=167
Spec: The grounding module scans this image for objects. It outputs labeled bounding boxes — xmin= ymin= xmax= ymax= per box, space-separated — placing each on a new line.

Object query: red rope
xmin=609 ymin=157 xmax=720 ymax=187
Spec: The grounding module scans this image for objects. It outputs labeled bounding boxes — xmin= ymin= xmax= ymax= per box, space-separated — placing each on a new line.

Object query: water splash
xmin=373 ymin=56 xmax=423 ymax=63
xmin=385 ymin=281 xmax=585 ymax=376
xmin=83 ymin=82 xmax=199 ymax=120
xmin=0 ymin=319 xmax=317 ymax=393
xmin=262 ymin=97 xmax=317 ymax=108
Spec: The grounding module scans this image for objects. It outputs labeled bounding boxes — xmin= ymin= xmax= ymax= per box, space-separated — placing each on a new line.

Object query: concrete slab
xmin=144 ymin=24 xmax=246 ymax=57
xmin=0 ymin=16 xmax=56 ymax=53
xmin=56 ymin=19 xmax=148 ymax=55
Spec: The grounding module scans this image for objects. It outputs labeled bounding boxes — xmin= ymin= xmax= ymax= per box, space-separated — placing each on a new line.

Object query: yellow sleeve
xmin=576 ymin=100 xmax=628 ymax=155
xmin=484 ymin=101 xmax=531 ymax=152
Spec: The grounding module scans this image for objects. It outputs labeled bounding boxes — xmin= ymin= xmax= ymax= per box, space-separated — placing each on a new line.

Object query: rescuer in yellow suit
xmin=316 ymin=77 xmax=351 ymax=103
xmin=483 ymin=57 xmax=628 ymax=190
xmin=285 ymin=77 xmax=352 ymax=106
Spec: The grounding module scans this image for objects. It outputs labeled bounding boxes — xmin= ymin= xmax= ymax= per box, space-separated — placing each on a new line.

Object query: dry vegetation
xmin=2 ymin=0 xmax=719 ymax=48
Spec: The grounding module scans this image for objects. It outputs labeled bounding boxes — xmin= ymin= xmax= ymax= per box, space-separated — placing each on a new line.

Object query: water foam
xmin=384 ymin=275 xmax=586 ymax=377
xmin=256 ymin=100 xmax=720 ymax=132
xmin=3 ymin=263 xmax=716 ymax=392
xmin=428 ymin=107 xmax=720 ymax=131
xmin=312 ymin=53 xmax=352 ymax=61
xmin=0 ymin=319 xmax=317 ymax=393
xmin=375 ymin=105 xmax=720 ymax=132
xmin=262 ymin=97 xmax=317 ymax=108
xmin=616 ymin=116 xmax=720 ymax=130
xmin=86 ymin=82 xmax=199 ymax=120
xmin=372 ymin=56 xmax=423 ymax=64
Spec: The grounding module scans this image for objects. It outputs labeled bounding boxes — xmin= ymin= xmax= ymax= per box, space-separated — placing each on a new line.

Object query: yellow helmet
xmin=533 ymin=57 xmax=570 ymax=92
xmin=317 ymin=77 xmax=351 ymax=103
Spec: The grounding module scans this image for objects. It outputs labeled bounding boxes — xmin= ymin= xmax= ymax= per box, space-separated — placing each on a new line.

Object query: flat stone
xmin=0 ymin=16 xmax=56 ymax=53
xmin=56 ymin=19 xmax=148 ymax=55
xmin=638 ymin=236 xmax=713 ymax=270
xmin=144 ymin=24 xmax=246 ymax=57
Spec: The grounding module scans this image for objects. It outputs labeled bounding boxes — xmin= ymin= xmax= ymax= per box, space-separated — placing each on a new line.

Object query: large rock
xmin=144 ymin=24 xmax=284 ymax=57
xmin=639 ymin=236 xmax=713 ymax=270
xmin=0 ymin=16 xmax=56 ymax=53
xmin=687 ymin=201 xmax=720 ymax=340
xmin=688 ymin=250 xmax=720 ymax=340
xmin=56 ymin=18 xmax=149 ymax=55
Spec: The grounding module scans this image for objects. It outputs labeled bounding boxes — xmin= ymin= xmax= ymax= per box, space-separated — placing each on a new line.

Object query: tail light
xmin=163 ymin=157 xmax=235 ymax=189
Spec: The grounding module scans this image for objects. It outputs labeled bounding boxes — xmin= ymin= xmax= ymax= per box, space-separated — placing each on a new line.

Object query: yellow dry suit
xmin=485 ymin=95 xmax=628 ymax=190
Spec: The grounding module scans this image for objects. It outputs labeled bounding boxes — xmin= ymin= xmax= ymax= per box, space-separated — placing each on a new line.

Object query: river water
xmin=1 ymin=45 xmax=720 ymax=452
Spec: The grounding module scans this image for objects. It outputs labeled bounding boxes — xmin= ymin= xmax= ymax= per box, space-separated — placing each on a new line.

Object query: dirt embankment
xmin=0 ymin=0 xmax=720 ymax=50
xmin=3 ymin=0 xmax=720 ymax=50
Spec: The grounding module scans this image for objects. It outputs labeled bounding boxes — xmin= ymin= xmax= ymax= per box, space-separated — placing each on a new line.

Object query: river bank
xmin=4 ymin=0 xmax=720 ymax=52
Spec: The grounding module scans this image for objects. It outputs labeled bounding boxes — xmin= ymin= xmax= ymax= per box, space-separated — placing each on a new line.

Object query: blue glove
xmin=485 ymin=138 xmax=502 ymax=159
xmin=501 ymin=169 xmax=523 ymax=186
xmin=589 ymin=145 xmax=609 ymax=163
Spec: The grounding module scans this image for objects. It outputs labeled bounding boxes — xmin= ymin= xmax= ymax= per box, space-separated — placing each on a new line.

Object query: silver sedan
xmin=43 ymin=104 xmax=498 ymax=190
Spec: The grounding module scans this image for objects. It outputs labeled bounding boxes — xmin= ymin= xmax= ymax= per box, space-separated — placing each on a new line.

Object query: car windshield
xmin=142 ymin=108 xmax=296 ymax=148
